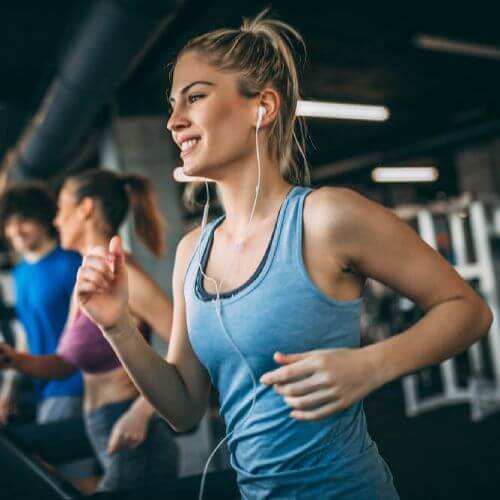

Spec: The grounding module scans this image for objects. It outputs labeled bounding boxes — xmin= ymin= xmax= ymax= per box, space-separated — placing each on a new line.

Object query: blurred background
xmin=2 ymin=1 xmax=500 ymax=499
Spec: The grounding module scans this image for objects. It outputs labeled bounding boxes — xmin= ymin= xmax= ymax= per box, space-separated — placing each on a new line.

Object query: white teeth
xmin=180 ymin=139 xmax=199 ymax=151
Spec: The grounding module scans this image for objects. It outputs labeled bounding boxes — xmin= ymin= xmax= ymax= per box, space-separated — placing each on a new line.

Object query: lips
xmin=180 ymin=138 xmax=200 ymax=159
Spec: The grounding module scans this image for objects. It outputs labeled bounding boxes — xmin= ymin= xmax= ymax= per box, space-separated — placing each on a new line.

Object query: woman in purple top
xmin=0 ymin=169 xmax=178 ymax=491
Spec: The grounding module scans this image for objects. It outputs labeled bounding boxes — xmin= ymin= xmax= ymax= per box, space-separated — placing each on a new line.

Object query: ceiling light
xmin=415 ymin=34 xmax=500 ymax=61
xmin=296 ymin=100 xmax=389 ymax=121
xmin=371 ymin=167 xmax=439 ymax=183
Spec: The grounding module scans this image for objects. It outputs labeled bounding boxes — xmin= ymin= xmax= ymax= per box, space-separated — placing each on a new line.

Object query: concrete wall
xmin=455 ymin=138 xmax=500 ymax=195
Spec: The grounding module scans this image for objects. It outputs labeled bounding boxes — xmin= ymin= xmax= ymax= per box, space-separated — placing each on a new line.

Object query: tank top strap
xmin=273 ymin=185 xmax=313 ymax=266
xmin=184 ymin=215 xmax=224 ymax=288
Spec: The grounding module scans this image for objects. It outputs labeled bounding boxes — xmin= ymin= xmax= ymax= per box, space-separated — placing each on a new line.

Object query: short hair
xmin=0 ymin=181 xmax=58 ymax=239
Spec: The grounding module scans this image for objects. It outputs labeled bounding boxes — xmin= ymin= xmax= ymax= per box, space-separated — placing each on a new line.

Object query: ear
xmin=78 ymin=197 xmax=95 ymax=221
xmin=257 ymin=88 xmax=281 ymax=127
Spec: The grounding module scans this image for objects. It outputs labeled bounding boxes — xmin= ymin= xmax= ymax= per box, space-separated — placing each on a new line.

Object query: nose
xmin=166 ymin=106 xmax=190 ymax=134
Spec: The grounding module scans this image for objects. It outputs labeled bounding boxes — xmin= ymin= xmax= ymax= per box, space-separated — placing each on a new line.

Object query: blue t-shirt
xmin=13 ymin=245 xmax=83 ymax=401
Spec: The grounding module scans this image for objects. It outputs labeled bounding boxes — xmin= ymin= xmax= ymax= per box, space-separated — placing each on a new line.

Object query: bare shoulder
xmin=174 ymin=226 xmax=202 ymax=278
xmin=304 ymin=186 xmax=379 ymax=239
xmin=176 ymin=226 xmax=201 ymax=259
xmin=307 ymin=186 xmax=377 ymax=215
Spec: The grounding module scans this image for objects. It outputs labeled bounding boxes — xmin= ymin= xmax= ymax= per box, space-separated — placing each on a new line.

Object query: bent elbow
xmin=482 ymin=305 xmax=494 ymax=336
xmin=168 ymin=405 xmax=205 ymax=434
xmin=171 ymin=423 xmax=197 ymax=434
xmin=471 ymin=300 xmax=494 ymax=343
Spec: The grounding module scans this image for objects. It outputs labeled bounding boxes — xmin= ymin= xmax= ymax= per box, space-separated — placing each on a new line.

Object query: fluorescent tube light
xmin=296 ymin=100 xmax=389 ymax=121
xmin=415 ymin=34 xmax=500 ymax=61
xmin=371 ymin=167 xmax=439 ymax=183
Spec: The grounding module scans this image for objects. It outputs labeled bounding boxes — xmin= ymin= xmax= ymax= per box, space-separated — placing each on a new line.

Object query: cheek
xmin=21 ymin=226 xmax=37 ymax=239
xmin=208 ymin=109 xmax=250 ymax=152
xmin=58 ymin=214 xmax=73 ymax=235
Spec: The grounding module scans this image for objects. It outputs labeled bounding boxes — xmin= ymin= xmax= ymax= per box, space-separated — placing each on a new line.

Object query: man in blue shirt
xmin=0 ymin=182 xmax=83 ymax=424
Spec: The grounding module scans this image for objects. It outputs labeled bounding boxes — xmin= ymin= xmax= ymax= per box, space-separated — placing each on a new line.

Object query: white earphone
xmin=196 ymin=102 xmax=266 ymax=500
xmin=257 ymin=105 xmax=266 ymax=129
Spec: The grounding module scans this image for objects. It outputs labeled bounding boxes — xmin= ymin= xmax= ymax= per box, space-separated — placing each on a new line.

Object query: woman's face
xmin=167 ymin=51 xmax=257 ymax=180
xmin=53 ymin=184 xmax=85 ymax=252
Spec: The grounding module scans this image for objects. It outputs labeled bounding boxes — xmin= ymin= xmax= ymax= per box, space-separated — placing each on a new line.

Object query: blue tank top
xmin=185 ymin=186 xmax=399 ymax=499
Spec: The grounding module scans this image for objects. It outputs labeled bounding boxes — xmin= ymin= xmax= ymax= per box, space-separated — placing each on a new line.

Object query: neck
xmin=216 ymin=153 xmax=291 ymax=239
xmin=24 ymin=238 xmax=57 ymax=263
xmin=77 ymin=229 xmax=111 ymax=256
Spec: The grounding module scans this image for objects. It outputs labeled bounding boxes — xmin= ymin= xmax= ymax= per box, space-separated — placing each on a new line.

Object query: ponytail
xmin=122 ymin=174 xmax=165 ymax=257
xmin=68 ymin=169 xmax=166 ymax=257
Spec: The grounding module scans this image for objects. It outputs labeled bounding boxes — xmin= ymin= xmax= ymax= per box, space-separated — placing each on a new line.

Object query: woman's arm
xmin=329 ymin=188 xmax=493 ymax=378
xmin=261 ymin=187 xmax=492 ymax=420
xmin=77 ymin=232 xmax=211 ymax=432
xmin=105 ymin=257 xmax=174 ymax=453
xmin=0 ymin=343 xmax=76 ymax=380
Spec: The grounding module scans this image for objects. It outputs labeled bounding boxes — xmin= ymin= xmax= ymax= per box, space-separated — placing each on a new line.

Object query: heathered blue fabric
xmin=185 ymin=186 xmax=399 ymax=499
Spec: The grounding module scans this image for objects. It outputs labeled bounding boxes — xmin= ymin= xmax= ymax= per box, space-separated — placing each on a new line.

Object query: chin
xmin=182 ymin=160 xmax=203 ymax=176
xmin=59 ymin=237 xmax=71 ymax=251
xmin=13 ymin=243 xmax=29 ymax=255
xmin=183 ymin=159 xmax=218 ymax=181
xmin=21 ymin=240 xmax=39 ymax=253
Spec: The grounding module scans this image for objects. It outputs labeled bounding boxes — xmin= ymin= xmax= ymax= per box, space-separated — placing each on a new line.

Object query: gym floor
xmin=366 ymin=381 xmax=499 ymax=500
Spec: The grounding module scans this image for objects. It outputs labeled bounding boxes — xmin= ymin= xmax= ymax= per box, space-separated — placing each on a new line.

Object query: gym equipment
xmin=394 ymin=193 xmax=500 ymax=421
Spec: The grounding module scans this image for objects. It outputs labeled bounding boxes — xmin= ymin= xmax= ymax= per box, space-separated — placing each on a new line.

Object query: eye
xmin=188 ymin=94 xmax=205 ymax=104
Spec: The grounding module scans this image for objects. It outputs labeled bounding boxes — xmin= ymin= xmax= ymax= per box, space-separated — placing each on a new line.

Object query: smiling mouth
xmin=180 ymin=138 xmax=200 ymax=158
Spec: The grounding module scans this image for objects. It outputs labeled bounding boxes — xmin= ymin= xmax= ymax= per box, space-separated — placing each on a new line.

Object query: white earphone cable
xmin=196 ymin=109 xmax=264 ymax=500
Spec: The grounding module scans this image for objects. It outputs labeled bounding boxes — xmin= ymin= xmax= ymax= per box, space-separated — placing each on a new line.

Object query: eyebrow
xmin=169 ymin=81 xmax=215 ymax=103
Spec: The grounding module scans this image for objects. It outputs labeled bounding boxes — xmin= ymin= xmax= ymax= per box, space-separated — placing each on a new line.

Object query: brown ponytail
xmin=122 ymin=174 xmax=165 ymax=257
xmin=68 ymin=169 xmax=166 ymax=257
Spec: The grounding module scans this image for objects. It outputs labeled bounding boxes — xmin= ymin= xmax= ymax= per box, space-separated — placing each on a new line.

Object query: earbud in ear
xmin=256 ymin=105 xmax=266 ymax=130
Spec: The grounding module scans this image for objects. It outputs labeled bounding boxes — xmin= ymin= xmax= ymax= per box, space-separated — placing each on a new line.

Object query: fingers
xmin=273 ymin=372 xmax=328 ymax=397
xmin=107 ymin=432 xmax=143 ymax=454
xmin=82 ymin=255 xmax=114 ymax=279
xmin=109 ymin=236 xmax=125 ymax=275
xmin=78 ymin=265 xmax=112 ymax=290
xmin=273 ymin=351 xmax=311 ymax=364
xmin=107 ymin=426 xmax=121 ymax=454
xmin=260 ymin=356 xmax=318 ymax=385
xmin=283 ymin=387 xmax=338 ymax=411
xmin=76 ymin=251 xmax=115 ymax=299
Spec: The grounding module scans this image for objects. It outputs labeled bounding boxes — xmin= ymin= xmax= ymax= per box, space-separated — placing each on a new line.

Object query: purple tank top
xmin=58 ymin=309 xmax=150 ymax=374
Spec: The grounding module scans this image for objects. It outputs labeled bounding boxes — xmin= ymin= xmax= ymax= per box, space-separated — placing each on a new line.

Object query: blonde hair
xmin=175 ymin=9 xmax=310 ymax=209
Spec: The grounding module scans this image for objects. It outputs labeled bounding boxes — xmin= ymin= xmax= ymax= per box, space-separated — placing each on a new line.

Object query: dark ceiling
xmin=2 ymin=1 xmax=500 ymax=191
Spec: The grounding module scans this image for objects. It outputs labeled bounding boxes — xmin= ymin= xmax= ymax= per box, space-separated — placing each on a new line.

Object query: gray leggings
xmin=36 ymin=396 xmax=82 ymax=424
xmin=84 ymin=399 xmax=179 ymax=492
